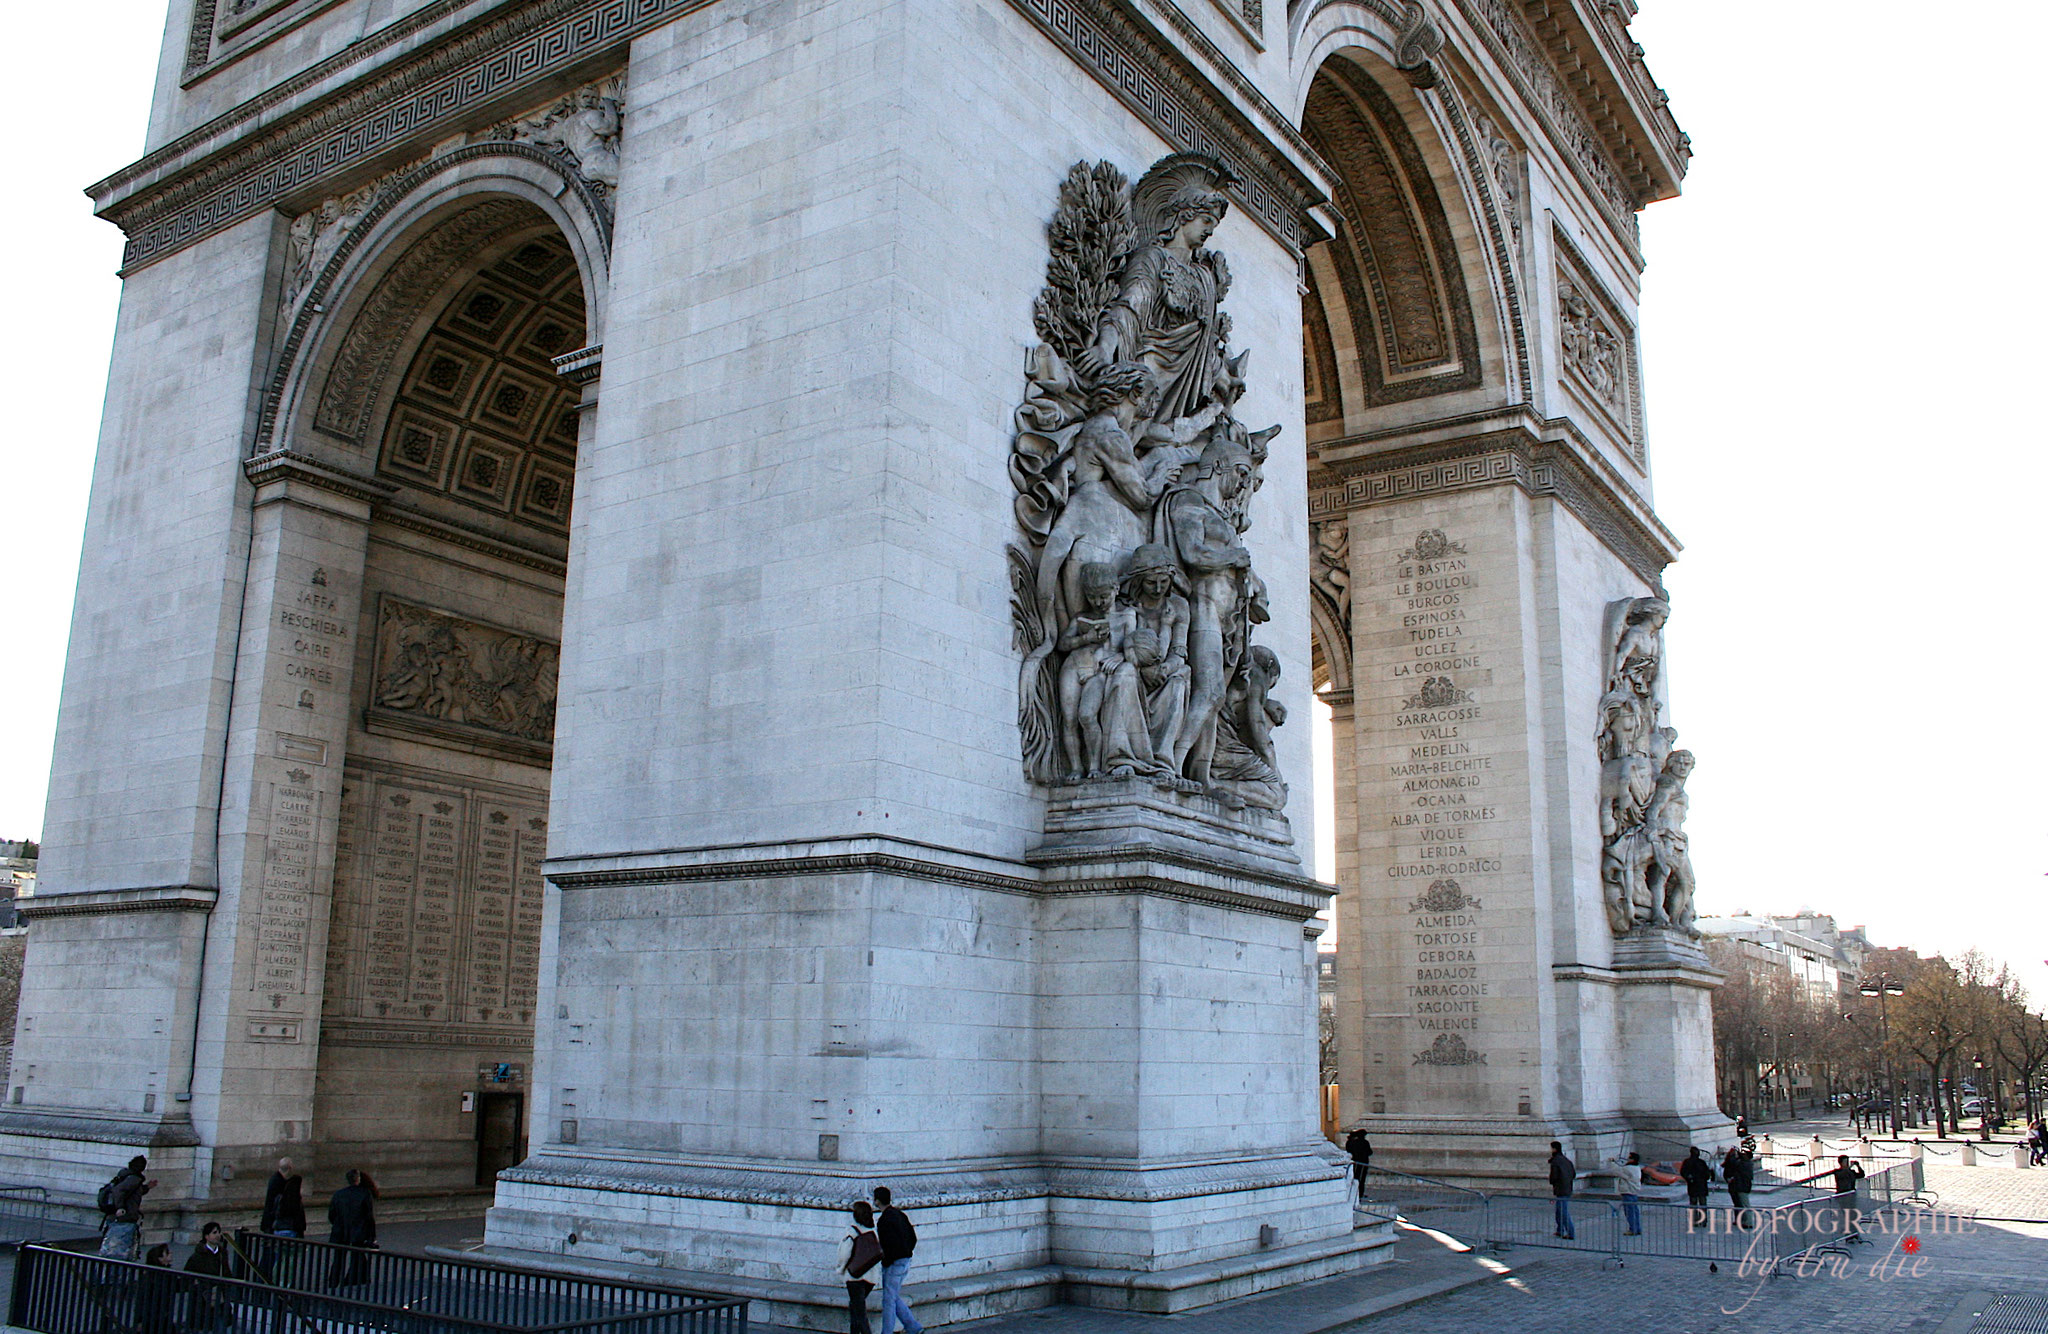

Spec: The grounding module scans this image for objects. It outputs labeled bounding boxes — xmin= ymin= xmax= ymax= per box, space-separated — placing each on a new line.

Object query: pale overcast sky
xmin=4 ymin=3 xmax=2043 ymax=1003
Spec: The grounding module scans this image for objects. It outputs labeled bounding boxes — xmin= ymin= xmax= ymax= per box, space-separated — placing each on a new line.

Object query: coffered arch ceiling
xmin=374 ymin=229 xmax=586 ymax=546
xmin=1302 ymin=59 xmax=1482 ymax=417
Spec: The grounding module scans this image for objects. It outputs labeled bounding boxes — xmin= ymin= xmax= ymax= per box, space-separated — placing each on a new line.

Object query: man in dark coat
xmin=1830 ymin=1155 xmax=1866 ymax=1243
xmin=1679 ymin=1146 xmax=1713 ymax=1228
xmin=1546 ymin=1141 xmax=1576 ymax=1240
xmin=262 ymin=1157 xmax=307 ymax=1237
xmin=184 ymin=1221 xmax=233 ymax=1331
xmin=326 ymin=1169 xmax=377 ymax=1288
xmin=1342 ymin=1129 xmax=1373 ymax=1201
xmin=872 ymin=1186 xmax=922 ymax=1334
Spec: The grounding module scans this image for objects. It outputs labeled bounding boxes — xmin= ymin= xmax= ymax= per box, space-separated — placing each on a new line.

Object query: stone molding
xmin=0 ymin=1110 xmax=205 ymax=1148
xmin=14 ymin=886 xmax=220 ymax=919
xmin=1307 ymin=410 xmax=1677 ymax=582
xmin=373 ymin=507 xmax=570 ymax=578
xmin=97 ymin=0 xmax=1334 ymax=271
xmin=1517 ymin=0 xmax=1690 ymax=196
xmin=245 ymin=448 xmax=398 ymax=507
xmin=544 ymin=833 xmax=1329 ymax=921
xmin=501 ymin=1148 xmax=1343 ymax=1208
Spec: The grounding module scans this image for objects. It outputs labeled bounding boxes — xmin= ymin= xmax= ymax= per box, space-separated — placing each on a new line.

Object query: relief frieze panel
xmin=368 ymin=598 xmax=559 ymax=761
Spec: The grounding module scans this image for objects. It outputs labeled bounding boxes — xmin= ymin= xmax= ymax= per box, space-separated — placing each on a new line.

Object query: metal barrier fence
xmin=1478 ymin=1157 xmax=1923 ymax=1272
xmin=9 ymin=1241 xmax=748 ymax=1334
xmin=0 ymin=1186 xmax=72 ymax=1246
xmin=227 ymin=1230 xmax=743 ymax=1327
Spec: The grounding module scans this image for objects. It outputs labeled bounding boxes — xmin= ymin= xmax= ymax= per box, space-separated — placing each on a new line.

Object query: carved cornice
xmin=95 ymin=0 xmax=1334 ymax=271
xmin=95 ymin=0 xmax=685 ymax=272
xmin=503 ymin=1149 xmax=1341 ymax=1208
xmin=0 ymin=1109 xmax=205 ymax=1148
xmin=245 ymin=449 xmax=397 ymax=506
xmin=1449 ymin=0 xmax=1643 ymax=254
xmin=14 ymin=886 xmax=219 ymax=919
xmin=1308 ymin=411 xmax=1678 ymax=582
xmin=546 ymin=839 xmax=1329 ymax=921
xmin=1519 ymin=0 xmax=1689 ymax=197
xmin=373 ymin=507 xmax=569 ymax=578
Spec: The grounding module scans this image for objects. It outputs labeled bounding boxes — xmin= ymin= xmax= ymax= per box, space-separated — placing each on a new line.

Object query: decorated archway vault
xmin=13 ymin=0 xmax=1718 ymax=1321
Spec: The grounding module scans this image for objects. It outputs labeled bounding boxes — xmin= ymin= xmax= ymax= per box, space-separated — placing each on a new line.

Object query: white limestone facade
xmin=8 ymin=0 xmax=1713 ymax=1319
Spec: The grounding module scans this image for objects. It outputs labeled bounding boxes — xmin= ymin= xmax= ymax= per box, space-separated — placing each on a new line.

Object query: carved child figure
xmin=1117 ymin=545 xmax=1191 ymax=767
xmin=1056 ymin=563 xmax=1153 ymax=779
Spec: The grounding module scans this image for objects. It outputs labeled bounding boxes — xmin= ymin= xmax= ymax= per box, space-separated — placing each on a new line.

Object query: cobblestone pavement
xmin=843 ymin=1205 xmax=2048 ymax=1334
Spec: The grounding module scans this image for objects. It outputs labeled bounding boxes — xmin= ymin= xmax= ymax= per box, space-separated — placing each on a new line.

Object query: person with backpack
xmin=98 ymin=1156 xmax=155 ymax=1260
xmin=835 ymin=1200 xmax=883 ymax=1334
xmin=261 ymin=1157 xmax=306 ymax=1237
xmin=872 ymin=1186 xmax=922 ymax=1334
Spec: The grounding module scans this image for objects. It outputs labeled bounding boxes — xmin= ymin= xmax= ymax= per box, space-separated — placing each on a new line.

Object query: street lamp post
xmin=1860 ymin=975 xmax=1907 ymax=1139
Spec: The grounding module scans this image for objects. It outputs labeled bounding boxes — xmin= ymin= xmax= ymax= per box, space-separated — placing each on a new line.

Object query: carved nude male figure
xmin=1157 ymin=433 xmax=1255 ymax=782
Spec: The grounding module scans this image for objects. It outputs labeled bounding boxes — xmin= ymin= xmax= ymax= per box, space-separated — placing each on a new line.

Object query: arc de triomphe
xmin=7 ymin=0 xmax=1725 ymax=1322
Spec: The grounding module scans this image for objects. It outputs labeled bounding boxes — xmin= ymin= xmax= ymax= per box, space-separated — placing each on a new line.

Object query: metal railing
xmin=0 ymin=1185 xmax=76 ymax=1246
xmin=1478 ymin=1158 xmax=1925 ymax=1272
xmin=9 ymin=1241 xmax=748 ymax=1334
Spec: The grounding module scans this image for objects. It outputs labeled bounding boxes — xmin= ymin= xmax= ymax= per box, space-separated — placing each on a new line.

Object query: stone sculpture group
xmin=1596 ymin=595 xmax=1697 ymax=934
xmin=1007 ymin=154 xmax=1289 ymax=811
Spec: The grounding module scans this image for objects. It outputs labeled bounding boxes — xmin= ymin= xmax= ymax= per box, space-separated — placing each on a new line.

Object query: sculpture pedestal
xmin=1611 ymin=929 xmax=1732 ymax=1151
xmin=483 ymin=793 xmax=1371 ymax=1327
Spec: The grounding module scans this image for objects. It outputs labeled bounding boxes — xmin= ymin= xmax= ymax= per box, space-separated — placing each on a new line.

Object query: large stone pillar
xmin=480 ymin=0 xmax=1368 ymax=1320
xmin=1323 ymin=444 xmax=1729 ymax=1183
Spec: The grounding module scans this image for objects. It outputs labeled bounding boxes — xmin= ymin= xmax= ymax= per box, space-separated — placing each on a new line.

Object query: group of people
xmin=97 ymin=1155 xmax=381 ymax=1290
xmin=834 ymin=1186 xmax=922 ymax=1334
xmin=2028 ymin=1118 xmax=2048 ymax=1166
xmin=1540 ymin=1137 xmax=1870 ymax=1242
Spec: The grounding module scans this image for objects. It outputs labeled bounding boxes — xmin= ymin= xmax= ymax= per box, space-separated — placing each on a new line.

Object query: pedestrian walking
xmin=1830 ymin=1155 xmax=1866 ymax=1244
xmin=262 ymin=1157 xmax=306 ymax=1237
xmin=1722 ymin=1142 xmax=1756 ymax=1230
xmin=184 ymin=1221 xmax=233 ymax=1332
xmin=1679 ymin=1146 xmax=1712 ymax=1229
xmin=2030 ymin=1119 xmax=2046 ymax=1167
xmin=872 ymin=1186 xmax=923 ymax=1334
xmin=1342 ymin=1128 xmax=1373 ymax=1201
xmin=98 ymin=1155 xmax=155 ymax=1260
xmin=325 ymin=1169 xmax=378 ymax=1288
xmin=836 ymin=1201 xmax=883 ymax=1334
xmin=1546 ymin=1141 xmax=1576 ymax=1241
xmin=1609 ymin=1151 xmax=1644 ymax=1236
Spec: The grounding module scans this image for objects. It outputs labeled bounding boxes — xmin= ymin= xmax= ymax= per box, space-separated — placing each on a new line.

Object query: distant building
xmin=0 ymin=848 xmax=33 ymax=934
xmin=1696 ymin=913 xmax=1844 ymax=1006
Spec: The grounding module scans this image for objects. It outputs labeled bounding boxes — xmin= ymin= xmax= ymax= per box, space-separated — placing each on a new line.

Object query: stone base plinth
xmin=477 ymin=1163 xmax=1388 ymax=1328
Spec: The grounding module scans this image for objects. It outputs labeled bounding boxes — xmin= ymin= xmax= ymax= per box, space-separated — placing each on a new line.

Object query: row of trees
xmin=1708 ymin=943 xmax=2048 ymax=1136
